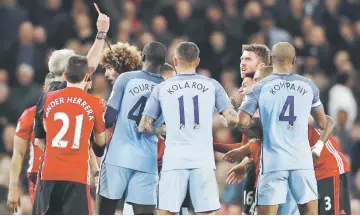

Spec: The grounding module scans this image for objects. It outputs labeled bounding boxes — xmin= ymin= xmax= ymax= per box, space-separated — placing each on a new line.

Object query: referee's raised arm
xmin=33 ymin=12 xmax=111 ymax=148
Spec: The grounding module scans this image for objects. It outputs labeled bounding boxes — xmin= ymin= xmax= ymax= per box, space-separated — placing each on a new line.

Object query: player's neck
xmin=142 ymin=64 xmax=160 ymax=74
xmin=273 ymin=65 xmax=293 ymax=74
xmin=67 ymin=82 xmax=86 ymax=90
xmin=176 ymin=66 xmax=196 ymax=74
xmin=54 ymin=76 xmax=64 ymax=82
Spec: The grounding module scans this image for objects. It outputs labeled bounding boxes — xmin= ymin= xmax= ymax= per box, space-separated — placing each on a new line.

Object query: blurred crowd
xmin=0 ymin=0 xmax=360 ymax=214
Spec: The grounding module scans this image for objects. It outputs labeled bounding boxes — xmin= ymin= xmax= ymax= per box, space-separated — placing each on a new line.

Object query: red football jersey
xmin=42 ymin=87 xmax=105 ymax=184
xmin=308 ymin=127 xmax=350 ymax=180
xmin=157 ymin=138 xmax=165 ymax=167
xmin=249 ymin=139 xmax=261 ymax=183
xmin=15 ymin=106 xmax=43 ymax=173
xmin=246 ymin=110 xmax=259 ymax=162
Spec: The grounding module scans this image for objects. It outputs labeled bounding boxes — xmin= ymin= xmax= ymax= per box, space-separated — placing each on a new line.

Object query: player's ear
xmin=257 ymin=62 xmax=265 ymax=69
xmin=173 ymin=56 xmax=177 ymax=67
xmin=292 ymin=57 xmax=296 ymax=66
xmin=142 ymin=54 xmax=146 ymax=62
xmin=194 ymin=58 xmax=200 ymax=68
xmin=63 ymin=73 xmax=68 ymax=81
xmin=83 ymin=73 xmax=90 ymax=83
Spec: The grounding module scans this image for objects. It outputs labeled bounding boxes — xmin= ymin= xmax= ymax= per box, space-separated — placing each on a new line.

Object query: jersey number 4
xmin=52 ymin=112 xmax=84 ymax=149
xmin=279 ymin=95 xmax=297 ymax=126
xmin=128 ymin=96 xmax=147 ymax=125
xmin=178 ymin=95 xmax=199 ymax=129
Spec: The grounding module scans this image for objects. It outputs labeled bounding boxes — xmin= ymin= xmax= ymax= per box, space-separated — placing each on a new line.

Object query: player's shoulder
xmin=290 ymin=73 xmax=314 ymax=84
xmin=83 ymin=92 xmax=103 ymax=105
xmin=20 ymin=106 xmax=37 ymax=119
xmin=45 ymin=88 xmax=62 ymax=99
xmin=115 ymin=70 xmax=163 ymax=85
xmin=26 ymin=106 xmax=37 ymax=117
xmin=165 ymin=74 xmax=219 ymax=86
xmin=26 ymin=105 xmax=37 ymax=114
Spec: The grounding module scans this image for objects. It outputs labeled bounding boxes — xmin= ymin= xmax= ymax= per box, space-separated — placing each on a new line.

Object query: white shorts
xmin=97 ymin=163 xmax=158 ymax=205
xmin=157 ymin=168 xmax=220 ymax=213
xmin=257 ymin=170 xmax=318 ymax=206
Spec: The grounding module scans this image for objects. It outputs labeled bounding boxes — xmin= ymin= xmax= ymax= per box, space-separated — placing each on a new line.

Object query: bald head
xmin=254 ymin=66 xmax=273 ymax=82
xmin=271 ymin=42 xmax=296 ymax=65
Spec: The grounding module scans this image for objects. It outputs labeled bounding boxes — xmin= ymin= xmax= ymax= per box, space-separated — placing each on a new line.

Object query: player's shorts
xmin=317 ymin=172 xmax=351 ymax=215
xmin=159 ymin=164 xmax=193 ymax=211
xmin=242 ymin=161 xmax=256 ymax=214
xmin=257 ymin=169 xmax=317 ymax=205
xmin=27 ymin=173 xmax=37 ymax=205
xmin=97 ymin=163 xmax=158 ymax=205
xmin=32 ymin=179 xmax=42 ymax=215
xmin=158 ymin=168 xmax=220 ymax=213
xmin=277 ymin=188 xmax=300 ymax=215
xmin=38 ymin=180 xmax=92 ymax=214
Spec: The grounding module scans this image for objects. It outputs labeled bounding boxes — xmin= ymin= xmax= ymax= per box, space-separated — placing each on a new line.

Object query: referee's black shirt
xmin=34 ymin=81 xmax=67 ymax=139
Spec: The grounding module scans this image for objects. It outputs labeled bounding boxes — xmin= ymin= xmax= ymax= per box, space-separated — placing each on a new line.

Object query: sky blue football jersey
xmin=104 ymin=71 xmax=163 ymax=174
xmin=240 ymin=72 xmax=322 ymax=173
xmin=143 ymin=73 xmax=233 ymax=171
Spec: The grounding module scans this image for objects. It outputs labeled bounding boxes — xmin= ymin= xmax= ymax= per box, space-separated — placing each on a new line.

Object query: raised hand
xmin=226 ymin=163 xmax=247 ymax=184
xmin=97 ymin=13 xmax=110 ymax=33
xmin=223 ymin=146 xmax=249 ymax=163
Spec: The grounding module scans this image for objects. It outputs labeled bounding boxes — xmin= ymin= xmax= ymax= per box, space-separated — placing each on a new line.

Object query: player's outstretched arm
xmin=89 ymin=149 xmax=100 ymax=186
xmin=94 ymin=131 xmax=106 ymax=147
xmin=226 ymin=157 xmax=251 ymax=184
xmin=237 ymin=111 xmax=262 ymax=139
xmin=221 ymin=108 xmax=239 ymax=128
xmin=223 ymin=143 xmax=252 ymax=163
xmin=138 ymin=115 xmax=165 ymax=137
xmin=311 ymin=106 xmax=327 ymax=130
xmin=8 ymin=135 xmax=28 ymax=211
xmin=87 ymin=13 xmax=110 ymax=72
xmin=213 ymin=142 xmax=242 ymax=154
xmin=309 ymin=115 xmax=335 ymax=142
xmin=309 ymin=115 xmax=335 ymax=158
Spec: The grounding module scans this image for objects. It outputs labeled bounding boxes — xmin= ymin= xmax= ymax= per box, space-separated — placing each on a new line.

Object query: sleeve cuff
xmin=218 ymin=104 xmax=234 ymax=114
xmin=311 ymin=101 xmax=322 ymax=108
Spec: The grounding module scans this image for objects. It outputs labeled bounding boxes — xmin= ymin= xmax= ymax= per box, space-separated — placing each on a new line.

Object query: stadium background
xmin=0 ymin=0 xmax=359 ymax=214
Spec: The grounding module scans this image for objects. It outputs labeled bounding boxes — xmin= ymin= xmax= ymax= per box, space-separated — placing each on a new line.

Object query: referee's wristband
xmin=96 ymin=32 xmax=107 ymax=40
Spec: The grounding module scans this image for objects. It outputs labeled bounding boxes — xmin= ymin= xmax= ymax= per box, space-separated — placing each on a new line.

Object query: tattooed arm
xmin=236 ymin=111 xmax=262 ymax=139
xmin=138 ymin=115 xmax=166 ymax=137
xmin=221 ymin=108 xmax=239 ymax=128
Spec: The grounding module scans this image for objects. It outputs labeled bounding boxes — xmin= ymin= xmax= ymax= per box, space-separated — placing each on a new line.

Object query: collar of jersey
xmin=141 ymin=70 xmax=162 ymax=78
xmin=272 ymin=72 xmax=294 ymax=76
xmin=176 ymin=72 xmax=197 ymax=76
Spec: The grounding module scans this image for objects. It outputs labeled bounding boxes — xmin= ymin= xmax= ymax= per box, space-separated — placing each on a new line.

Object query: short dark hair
xmin=142 ymin=41 xmax=167 ymax=65
xmin=64 ymin=55 xmax=89 ymax=83
xmin=160 ymin=63 xmax=175 ymax=73
xmin=175 ymin=42 xmax=200 ymax=63
xmin=242 ymin=44 xmax=270 ymax=65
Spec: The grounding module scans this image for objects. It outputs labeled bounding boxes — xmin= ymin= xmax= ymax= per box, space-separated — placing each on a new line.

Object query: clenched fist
xmin=97 ymin=13 xmax=110 ymax=33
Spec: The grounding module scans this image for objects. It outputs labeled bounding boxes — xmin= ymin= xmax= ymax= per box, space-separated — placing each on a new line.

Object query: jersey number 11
xmin=178 ymin=95 xmax=199 ymax=129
